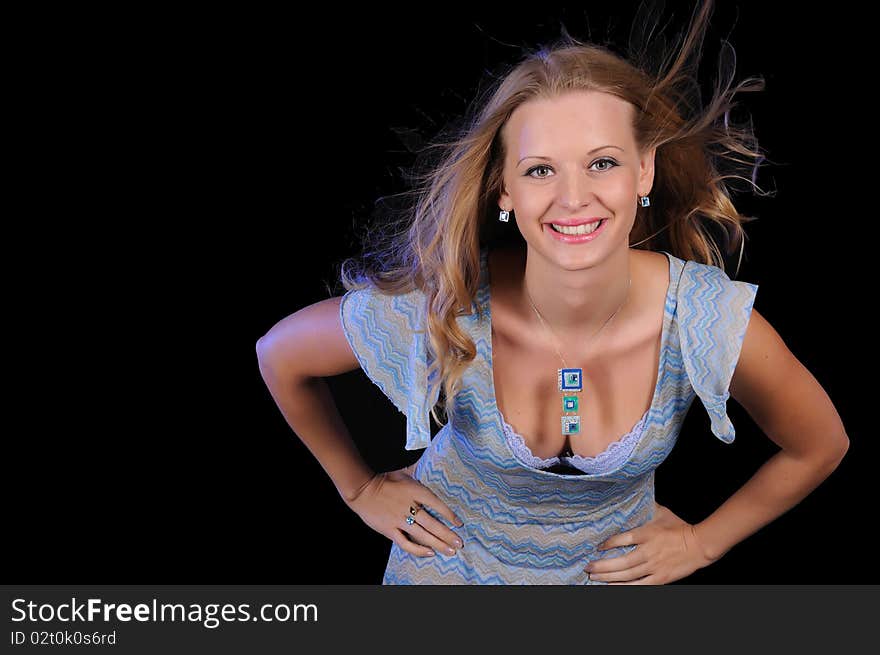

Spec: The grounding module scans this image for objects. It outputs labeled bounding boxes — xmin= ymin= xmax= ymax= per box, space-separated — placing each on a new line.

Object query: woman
xmin=256 ymin=0 xmax=849 ymax=584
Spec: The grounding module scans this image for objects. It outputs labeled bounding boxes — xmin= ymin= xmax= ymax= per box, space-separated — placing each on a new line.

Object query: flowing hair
xmin=340 ymin=0 xmax=773 ymax=427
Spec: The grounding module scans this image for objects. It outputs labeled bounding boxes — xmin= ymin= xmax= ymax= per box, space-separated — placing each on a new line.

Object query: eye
xmin=524 ymin=158 xmax=619 ymax=178
xmin=592 ymin=157 xmax=619 ymax=172
xmin=525 ymin=164 xmax=553 ymax=179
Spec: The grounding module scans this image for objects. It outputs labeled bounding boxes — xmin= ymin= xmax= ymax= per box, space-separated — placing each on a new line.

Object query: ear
xmin=498 ymin=173 xmax=513 ymax=211
xmin=639 ymin=146 xmax=657 ymax=196
xmin=498 ymin=187 xmax=511 ymax=211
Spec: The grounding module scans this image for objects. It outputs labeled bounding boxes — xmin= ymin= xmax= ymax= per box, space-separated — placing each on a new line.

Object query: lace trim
xmin=501 ymin=410 xmax=649 ymax=474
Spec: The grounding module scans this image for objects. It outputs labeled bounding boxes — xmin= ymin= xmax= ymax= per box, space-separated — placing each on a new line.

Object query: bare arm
xmin=256 ymin=296 xmax=375 ymax=502
xmin=256 ymin=295 xmax=466 ymax=558
xmin=693 ymin=307 xmax=850 ymax=562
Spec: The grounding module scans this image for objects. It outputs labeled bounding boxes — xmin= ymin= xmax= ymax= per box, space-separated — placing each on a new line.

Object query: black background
xmin=10 ymin=2 xmax=874 ymax=584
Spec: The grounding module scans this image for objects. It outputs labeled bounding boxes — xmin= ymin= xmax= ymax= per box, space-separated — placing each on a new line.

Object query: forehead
xmin=502 ymin=91 xmax=634 ymax=152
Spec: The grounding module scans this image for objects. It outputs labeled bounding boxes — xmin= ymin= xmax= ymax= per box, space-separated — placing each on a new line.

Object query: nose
xmin=557 ymin=167 xmax=595 ymax=209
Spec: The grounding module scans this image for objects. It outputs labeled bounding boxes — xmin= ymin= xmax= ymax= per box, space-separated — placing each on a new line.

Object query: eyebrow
xmin=518 ymin=145 xmax=624 ymax=166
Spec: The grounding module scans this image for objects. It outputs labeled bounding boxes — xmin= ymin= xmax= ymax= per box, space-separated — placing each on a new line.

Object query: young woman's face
xmin=499 ymin=90 xmax=655 ymax=268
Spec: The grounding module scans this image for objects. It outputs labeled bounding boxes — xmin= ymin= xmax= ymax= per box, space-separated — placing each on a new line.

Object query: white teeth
xmin=551 ymin=221 xmax=602 ymax=235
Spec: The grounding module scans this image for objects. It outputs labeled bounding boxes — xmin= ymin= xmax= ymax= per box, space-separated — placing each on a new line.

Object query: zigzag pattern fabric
xmin=339 ymin=246 xmax=758 ymax=584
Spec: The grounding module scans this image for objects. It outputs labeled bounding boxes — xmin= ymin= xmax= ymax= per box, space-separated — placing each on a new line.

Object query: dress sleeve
xmin=677 ymin=260 xmax=759 ymax=444
xmin=338 ymin=284 xmax=440 ymax=451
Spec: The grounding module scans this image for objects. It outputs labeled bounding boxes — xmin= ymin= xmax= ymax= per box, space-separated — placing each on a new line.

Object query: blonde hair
xmin=340 ymin=0 xmax=773 ymax=427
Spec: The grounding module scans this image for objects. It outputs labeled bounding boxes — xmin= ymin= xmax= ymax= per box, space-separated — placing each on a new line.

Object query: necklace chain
xmin=524 ymin=275 xmax=632 ymax=368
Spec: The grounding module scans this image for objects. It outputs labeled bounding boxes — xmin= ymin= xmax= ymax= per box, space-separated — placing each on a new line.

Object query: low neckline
xmin=481 ymin=246 xmax=675 ymax=475
xmin=500 ymin=407 xmax=649 ymax=470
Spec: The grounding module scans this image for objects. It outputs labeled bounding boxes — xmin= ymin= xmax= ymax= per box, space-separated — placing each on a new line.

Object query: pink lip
xmin=544 ymin=218 xmax=608 ymax=243
xmin=545 ymin=217 xmax=608 ymax=227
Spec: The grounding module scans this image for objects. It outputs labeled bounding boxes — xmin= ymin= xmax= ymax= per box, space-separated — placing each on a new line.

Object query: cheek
xmin=505 ymin=187 xmax=545 ymax=220
xmin=515 ymin=182 xmax=575 ymax=210
xmin=606 ymin=175 xmax=637 ymax=199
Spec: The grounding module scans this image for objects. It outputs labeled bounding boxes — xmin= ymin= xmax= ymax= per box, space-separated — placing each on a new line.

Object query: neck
xmin=519 ymin=245 xmax=634 ymax=344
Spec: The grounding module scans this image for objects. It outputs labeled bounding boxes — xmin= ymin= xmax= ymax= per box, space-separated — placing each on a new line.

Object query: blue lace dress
xmin=339 ymin=247 xmax=758 ymax=584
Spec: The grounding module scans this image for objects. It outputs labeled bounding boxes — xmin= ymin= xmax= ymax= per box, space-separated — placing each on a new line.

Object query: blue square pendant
xmin=561 ymin=415 xmax=581 ymax=435
xmin=558 ymin=368 xmax=583 ymax=392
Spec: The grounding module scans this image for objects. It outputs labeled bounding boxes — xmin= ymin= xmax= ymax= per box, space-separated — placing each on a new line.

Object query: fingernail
xmin=454 ymin=538 xmax=463 ymax=548
xmin=427 ymin=550 xmax=435 ymax=557
xmin=447 ymin=547 xmax=456 ymax=555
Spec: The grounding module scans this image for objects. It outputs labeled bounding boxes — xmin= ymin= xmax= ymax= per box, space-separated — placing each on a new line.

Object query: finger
xmin=416 ymin=490 xmax=464 ymax=528
xmin=597 ymin=529 xmax=640 ymax=551
xmin=410 ymin=506 xmax=464 ymax=550
xmin=391 ymin=529 xmax=436 ymax=558
xmin=402 ymin=515 xmax=460 ymax=556
xmin=590 ymin=560 xmax=652 ymax=583
xmin=586 ymin=550 xmax=643 ymax=575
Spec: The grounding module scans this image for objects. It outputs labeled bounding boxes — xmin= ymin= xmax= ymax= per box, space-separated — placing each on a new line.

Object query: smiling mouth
xmin=549 ymin=219 xmax=606 ymax=235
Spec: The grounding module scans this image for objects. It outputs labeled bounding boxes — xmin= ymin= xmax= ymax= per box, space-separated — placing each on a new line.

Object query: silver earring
xmin=499 ymin=209 xmax=510 ymax=222
xmin=639 ymin=195 xmax=651 ymax=207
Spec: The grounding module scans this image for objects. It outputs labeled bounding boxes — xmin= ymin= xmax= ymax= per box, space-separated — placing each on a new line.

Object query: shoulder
xmin=677 ymin=258 xmax=758 ymax=322
xmin=675 ymin=257 xmax=759 ymax=352
xmin=632 ymin=248 xmax=672 ymax=294
xmin=675 ymin=256 xmax=759 ymax=346
xmin=338 ymin=282 xmax=437 ymax=451
xmin=679 ymin=256 xmax=757 ymax=290
xmin=340 ymin=283 xmax=428 ymax=334
xmin=673 ymin=256 xmax=759 ymax=442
